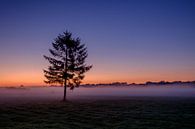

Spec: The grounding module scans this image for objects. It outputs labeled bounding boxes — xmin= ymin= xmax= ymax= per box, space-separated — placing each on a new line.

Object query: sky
xmin=0 ymin=0 xmax=195 ymax=86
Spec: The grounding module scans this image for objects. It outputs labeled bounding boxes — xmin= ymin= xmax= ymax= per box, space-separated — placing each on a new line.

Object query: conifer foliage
xmin=44 ymin=31 xmax=92 ymax=101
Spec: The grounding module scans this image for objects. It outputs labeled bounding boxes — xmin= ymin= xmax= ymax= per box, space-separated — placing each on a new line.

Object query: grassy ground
xmin=0 ymin=97 xmax=195 ymax=129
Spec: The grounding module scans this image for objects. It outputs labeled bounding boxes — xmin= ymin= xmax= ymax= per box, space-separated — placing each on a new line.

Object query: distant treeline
xmin=81 ymin=81 xmax=195 ymax=87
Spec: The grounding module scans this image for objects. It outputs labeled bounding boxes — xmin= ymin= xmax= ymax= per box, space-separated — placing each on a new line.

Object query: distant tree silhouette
xmin=43 ymin=31 xmax=92 ymax=101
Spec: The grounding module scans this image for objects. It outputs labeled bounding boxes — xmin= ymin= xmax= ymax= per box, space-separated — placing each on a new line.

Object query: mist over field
xmin=1 ymin=85 xmax=195 ymax=105
xmin=1 ymin=85 xmax=195 ymax=129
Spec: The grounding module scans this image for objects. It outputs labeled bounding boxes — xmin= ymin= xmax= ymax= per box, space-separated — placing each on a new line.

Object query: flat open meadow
xmin=0 ymin=97 xmax=195 ymax=129
xmin=0 ymin=86 xmax=195 ymax=129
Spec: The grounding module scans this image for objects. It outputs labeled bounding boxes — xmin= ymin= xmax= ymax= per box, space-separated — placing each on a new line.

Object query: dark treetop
xmin=44 ymin=31 xmax=92 ymax=90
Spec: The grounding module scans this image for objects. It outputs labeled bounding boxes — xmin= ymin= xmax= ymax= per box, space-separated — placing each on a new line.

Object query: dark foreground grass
xmin=0 ymin=97 xmax=195 ymax=129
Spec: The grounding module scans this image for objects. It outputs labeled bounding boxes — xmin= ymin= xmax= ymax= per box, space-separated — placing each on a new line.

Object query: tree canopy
xmin=44 ymin=31 xmax=92 ymax=93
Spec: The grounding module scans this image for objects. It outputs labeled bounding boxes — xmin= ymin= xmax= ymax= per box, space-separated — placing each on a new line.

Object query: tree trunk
xmin=63 ymin=79 xmax=67 ymax=101
xmin=63 ymin=49 xmax=68 ymax=102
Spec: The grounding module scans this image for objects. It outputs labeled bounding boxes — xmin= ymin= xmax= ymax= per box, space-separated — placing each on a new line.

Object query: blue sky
xmin=0 ymin=0 xmax=195 ymax=85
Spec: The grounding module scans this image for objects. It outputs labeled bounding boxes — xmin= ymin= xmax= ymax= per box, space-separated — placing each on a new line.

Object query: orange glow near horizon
xmin=1 ymin=67 xmax=195 ymax=87
xmin=0 ymin=71 xmax=44 ymax=86
xmin=1 ymin=54 xmax=195 ymax=87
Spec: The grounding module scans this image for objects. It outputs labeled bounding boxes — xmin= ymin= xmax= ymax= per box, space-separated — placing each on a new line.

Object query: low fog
xmin=0 ymin=85 xmax=195 ymax=105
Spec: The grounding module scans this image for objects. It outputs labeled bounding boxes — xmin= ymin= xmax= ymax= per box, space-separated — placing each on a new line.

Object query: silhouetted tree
xmin=43 ymin=31 xmax=92 ymax=101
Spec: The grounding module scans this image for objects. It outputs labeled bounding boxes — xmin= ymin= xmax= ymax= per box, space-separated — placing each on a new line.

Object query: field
xmin=0 ymin=97 xmax=195 ymax=129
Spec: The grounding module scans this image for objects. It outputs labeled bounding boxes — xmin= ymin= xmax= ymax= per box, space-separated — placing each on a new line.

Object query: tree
xmin=43 ymin=31 xmax=92 ymax=101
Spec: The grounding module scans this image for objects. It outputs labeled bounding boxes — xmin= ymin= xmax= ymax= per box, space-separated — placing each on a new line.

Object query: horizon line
xmin=1 ymin=80 xmax=195 ymax=87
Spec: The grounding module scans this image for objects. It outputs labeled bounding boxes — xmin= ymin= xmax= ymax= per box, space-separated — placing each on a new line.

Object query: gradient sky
xmin=0 ymin=0 xmax=195 ymax=86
